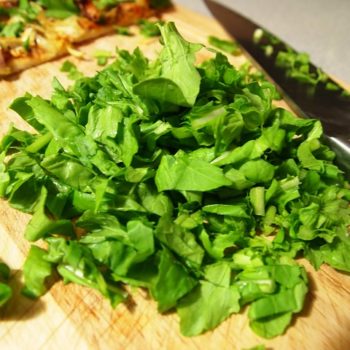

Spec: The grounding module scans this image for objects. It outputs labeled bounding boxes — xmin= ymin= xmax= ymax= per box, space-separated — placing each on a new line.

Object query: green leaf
xmin=134 ymin=22 xmax=202 ymax=107
xmin=38 ymin=0 xmax=79 ymax=19
xmin=46 ymin=238 xmax=127 ymax=307
xmin=297 ymin=139 xmax=324 ymax=171
xmin=178 ymin=262 xmax=240 ymax=336
xmin=138 ymin=19 xmax=163 ymax=37
xmin=24 ymin=187 xmax=74 ymax=241
xmin=156 ymin=217 xmax=204 ymax=270
xmin=152 ymin=248 xmax=197 ymax=312
xmin=240 ymin=160 xmax=275 ymax=184
xmin=138 ymin=182 xmax=173 ymax=216
xmin=0 ymin=283 xmax=12 ymax=307
xmin=250 ymin=187 xmax=266 ymax=216
xmin=0 ymin=262 xmax=12 ymax=307
xmin=202 ymin=203 xmax=250 ymax=218
xmin=22 ymin=246 xmax=53 ymax=298
xmin=155 ymin=153 xmax=231 ymax=192
xmin=248 ymin=270 xmax=308 ymax=338
xmin=0 ymin=21 xmax=24 ymax=37
xmin=208 ymin=36 xmax=240 ymax=55
xmin=60 ymin=61 xmax=84 ymax=80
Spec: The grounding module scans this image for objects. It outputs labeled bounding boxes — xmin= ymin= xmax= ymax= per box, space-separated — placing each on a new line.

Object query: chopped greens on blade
xmin=1 ymin=21 xmax=350 ymax=339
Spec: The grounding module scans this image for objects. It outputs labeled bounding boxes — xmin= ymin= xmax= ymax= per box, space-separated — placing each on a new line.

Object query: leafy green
xmin=93 ymin=0 xmax=127 ymax=10
xmin=178 ymin=262 xmax=240 ymax=336
xmin=155 ymin=153 xmax=232 ymax=191
xmin=138 ymin=19 xmax=164 ymax=37
xmin=134 ymin=22 xmax=202 ymax=107
xmin=60 ymin=61 xmax=84 ymax=80
xmin=0 ymin=20 xmax=25 ymax=37
xmin=37 ymin=0 xmax=79 ymax=19
xmin=151 ymin=248 xmax=197 ymax=312
xmin=0 ymin=262 xmax=12 ymax=307
xmin=208 ymin=35 xmax=240 ymax=55
xmin=248 ymin=268 xmax=308 ymax=338
xmin=116 ymin=26 xmax=133 ymax=36
xmin=22 ymin=246 xmax=53 ymax=298
xmin=253 ymin=28 xmax=330 ymax=90
xmin=1 ymin=21 xmax=349 ymax=339
xmin=93 ymin=50 xmax=114 ymax=66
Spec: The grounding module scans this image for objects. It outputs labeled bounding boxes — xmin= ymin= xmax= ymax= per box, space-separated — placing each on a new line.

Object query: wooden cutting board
xmin=0 ymin=5 xmax=349 ymax=350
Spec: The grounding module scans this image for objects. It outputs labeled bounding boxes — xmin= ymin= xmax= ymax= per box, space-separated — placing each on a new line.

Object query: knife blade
xmin=204 ymin=0 xmax=350 ymax=173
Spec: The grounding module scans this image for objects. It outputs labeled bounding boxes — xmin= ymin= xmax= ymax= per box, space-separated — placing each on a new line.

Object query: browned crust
xmin=0 ymin=1 xmax=158 ymax=77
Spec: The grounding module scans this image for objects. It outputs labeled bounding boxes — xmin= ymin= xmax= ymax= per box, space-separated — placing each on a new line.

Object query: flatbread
xmin=0 ymin=0 xmax=163 ymax=77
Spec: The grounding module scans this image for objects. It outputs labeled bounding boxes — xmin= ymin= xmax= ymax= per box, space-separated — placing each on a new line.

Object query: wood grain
xmin=0 ymin=5 xmax=350 ymax=350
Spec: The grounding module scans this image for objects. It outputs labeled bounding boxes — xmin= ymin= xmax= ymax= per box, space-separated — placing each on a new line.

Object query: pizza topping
xmin=45 ymin=16 xmax=86 ymax=41
xmin=0 ymin=17 xmax=25 ymax=37
xmin=0 ymin=0 xmax=170 ymax=76
xmin=76 ymin=0 xmax=102 ymax=22
xmin=0 ymin=46 xmax=6 ymax=67
xmin=0 ymin=0 xmax=18 ymax=9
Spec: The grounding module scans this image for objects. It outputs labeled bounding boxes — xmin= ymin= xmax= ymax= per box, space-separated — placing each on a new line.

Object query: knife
xmin=204 ymin=0 xmax=350 ymax=174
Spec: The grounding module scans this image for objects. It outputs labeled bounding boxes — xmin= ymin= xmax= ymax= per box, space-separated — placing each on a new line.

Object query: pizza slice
xmin=0 ymin=0 xmax=171 ymax=77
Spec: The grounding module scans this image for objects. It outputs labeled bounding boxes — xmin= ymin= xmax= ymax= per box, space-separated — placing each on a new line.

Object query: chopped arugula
xmin=1 ymin=22 xmax=350 ymax=339
xmin=253 ymin=28 xmax=329 ymax=89
xmin=0 ymin=20 xmax=25 ymax=37
xmin=93 ymin=49 xmax=114 ymax=66
xmin=138 ymin=19 xmax=164 ymax=37
xmin=0 ymin=262 xmax=12 ymax=307
xmin=60 ymin=60 xmax=84 ymax=80
xmin=116 ymin=26 xmax=133 ymax=36
xmin=37 ymin=0 xmax=79 ymax=19
xmin=208 ymin=35 xmax=240 ymax=55
xmin=93 ymin=0 xmax=170 ymax=11
xmin=93 ymin=0 xmax=128 ymax=10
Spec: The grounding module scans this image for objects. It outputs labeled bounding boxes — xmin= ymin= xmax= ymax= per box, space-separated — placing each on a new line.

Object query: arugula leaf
xmin=60 ymin=61 xmax=84 ymax=80
xmin=46 ymin=237 xmax=127 ymax=307
xmin=151 ymin=248 xmax=197 ymax=312
xmin=92 ymin=0 xmax=136 ymax=10
xmin=93 ymin=50 xmax=114 ymax=66
xmin=249 ymin=280 xmax=308 ymax=338
xmin=240 ymin=160 xmax=275 ymax=184
xmin=22 ymin=246 xmax=53 ymax=298
xmin=0 ymin=20 xmax=24 ymax=37
xmin=208 ymin=36 xmax=240 ymax=55
xmin=0 ymin=262 xmax=12 ymax=307
xmin=138 ymin=19 xmax=164 ymax=37
xmin=0 ymin=283 xmax=12 ymax=307
xmin=116 ymin=26 xmax=133 ymax=36
xmin=37 ymin=0 xmax=79 ymax=19
xmin=155 ymin=153 xmax=231 ymax=192
xmin=156 ymin=217 xmax=204 ymax=270
xmin=134 ymin=22 xmax=202 ymax=107
xmin=24 ymin=187 xmax=74 ymax=241
xmin=178 ymin=262 xmax=240 ymax=336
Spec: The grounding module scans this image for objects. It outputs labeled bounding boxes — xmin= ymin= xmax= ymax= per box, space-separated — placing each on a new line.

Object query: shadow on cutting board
xmin=0 ymin=269 xmax=46 ymax=321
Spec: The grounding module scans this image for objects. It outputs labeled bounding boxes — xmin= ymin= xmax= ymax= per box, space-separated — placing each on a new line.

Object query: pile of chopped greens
xmin=1 ymin=22 xmax=350 ymax=338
